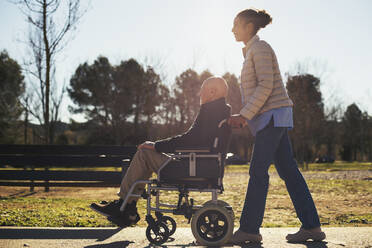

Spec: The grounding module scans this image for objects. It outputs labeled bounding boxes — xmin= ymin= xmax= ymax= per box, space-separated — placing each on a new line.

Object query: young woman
xmin=228 ymin=8 xmax=326 ymax=244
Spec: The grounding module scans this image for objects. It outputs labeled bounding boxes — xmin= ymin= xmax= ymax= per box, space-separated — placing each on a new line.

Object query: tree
xmin=119 ymin=60 xmax=168 ymax=142
xmin=115 ymin=59 xmax=170 ymax=143
xmin=68 ymin=57 xmax=167 ymax=145
xmin=340 ymin=103 xmax=363 ymax=161
xmin=322 ymin=106 xmax=343 ymax=159
xmin=361 ymin=112 xmax=372 ymax=161
xmin=286 ymin=74 xmax=325 ymax=165
xmin=172 ymin=69 xmax=206 ymax=132
xmin=222 ymin=72 xmax=242 ymax=114
xmin=0 ymin=50 xmax=25 ymax=143
xmin=14 ymin=0 xmax=86 ymax=144
xmin=140 ymin=68 xmax=171 ymax=139
xmin=69 ymin=56 xmax=128 ymax=144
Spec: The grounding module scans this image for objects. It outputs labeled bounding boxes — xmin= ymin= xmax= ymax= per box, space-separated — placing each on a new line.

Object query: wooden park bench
xmin=0 ymin=144 xmax=137 ymax=192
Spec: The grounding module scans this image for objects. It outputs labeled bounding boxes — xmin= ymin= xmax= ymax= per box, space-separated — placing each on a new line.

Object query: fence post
xmin=30 ymin=166 xmax=35 ymax=192
xmin=44 ymin=167 xmax=49 ymax=192
xmin=24 ymin=167 xmax=34 ymax=192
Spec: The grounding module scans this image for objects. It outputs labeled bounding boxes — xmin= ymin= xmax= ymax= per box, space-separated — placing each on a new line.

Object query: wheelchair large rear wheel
xmin=191 ymin=204 xmax=234 ymax=246
xmin=203 ymin=200 xmax=235 ymax=219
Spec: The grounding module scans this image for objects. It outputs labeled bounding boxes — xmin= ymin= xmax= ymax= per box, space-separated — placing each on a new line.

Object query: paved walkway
xmin=0 ymin=227 xmax=371 ymax=248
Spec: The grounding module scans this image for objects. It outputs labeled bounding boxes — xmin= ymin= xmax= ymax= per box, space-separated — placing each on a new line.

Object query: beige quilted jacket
xmin=240 ymin=35 xmax=293 ymax=120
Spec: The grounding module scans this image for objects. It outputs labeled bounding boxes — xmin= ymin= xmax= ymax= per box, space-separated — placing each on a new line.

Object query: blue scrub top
xmin=246 ymin=107 xmax=294 ymax=136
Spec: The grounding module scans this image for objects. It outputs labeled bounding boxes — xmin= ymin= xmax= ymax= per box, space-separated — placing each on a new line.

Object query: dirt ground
xmin=1 ymin=168 xmax=371 ymax=228
xmin=1 ymin=169 xmax=371 ymax=199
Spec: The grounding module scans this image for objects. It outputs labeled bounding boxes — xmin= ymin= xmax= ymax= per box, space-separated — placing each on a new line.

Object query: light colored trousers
xmin=118 ymin=148 xmax=169 ymax=203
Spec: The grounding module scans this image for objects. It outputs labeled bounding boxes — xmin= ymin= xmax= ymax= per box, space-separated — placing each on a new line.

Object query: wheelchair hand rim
xmin=196 ymin=209 xmax=229 ymax=242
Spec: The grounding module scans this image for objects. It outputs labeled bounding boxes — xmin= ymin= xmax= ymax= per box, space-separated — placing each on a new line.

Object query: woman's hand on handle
xmin=138 ymin=141 xmax=155 ymax=151
xmin=228 ymin=114 xmax=248 ymax=128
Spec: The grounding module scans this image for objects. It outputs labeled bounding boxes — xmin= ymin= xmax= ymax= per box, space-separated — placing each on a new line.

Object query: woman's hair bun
xmin=237 ymin=8 xmax=273 ymax=30
xmin=256 ymin=10 xmax=272 ymax=28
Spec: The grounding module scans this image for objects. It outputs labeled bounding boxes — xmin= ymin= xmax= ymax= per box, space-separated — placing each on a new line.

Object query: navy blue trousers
xmin=239 ymin=121 xmax=321 ymax=234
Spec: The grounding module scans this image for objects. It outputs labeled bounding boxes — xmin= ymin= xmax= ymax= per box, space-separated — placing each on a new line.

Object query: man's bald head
xmin=200 ymin=76 xmax=229 ymax=105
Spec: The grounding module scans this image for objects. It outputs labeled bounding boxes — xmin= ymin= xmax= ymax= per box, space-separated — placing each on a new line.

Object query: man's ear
xmin=209 ymin=88 xmax=217 ymax=98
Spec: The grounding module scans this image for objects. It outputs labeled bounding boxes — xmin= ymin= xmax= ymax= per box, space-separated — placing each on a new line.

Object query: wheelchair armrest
xmin=175 ymin=147 xmax=210 ymax=153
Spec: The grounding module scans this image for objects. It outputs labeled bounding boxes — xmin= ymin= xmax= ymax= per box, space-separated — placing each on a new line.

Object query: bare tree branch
xmin=13 ymin=0 xmax=88 ymax=143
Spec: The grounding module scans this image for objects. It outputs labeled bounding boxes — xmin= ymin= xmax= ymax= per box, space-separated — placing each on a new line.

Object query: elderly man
xmin=90 ymin=76 xmax=231 ymax=227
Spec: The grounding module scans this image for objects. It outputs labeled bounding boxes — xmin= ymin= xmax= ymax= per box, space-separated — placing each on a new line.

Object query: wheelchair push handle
xmin=218 ymin=119 xmax=228 ymax=128
xmin=217 ymin=118 xmax=234 ymax=130
xmin=213 ymin=119 xmax=231 ymax=151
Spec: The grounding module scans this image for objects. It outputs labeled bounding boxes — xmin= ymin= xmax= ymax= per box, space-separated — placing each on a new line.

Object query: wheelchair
xmin=120 ymin=119 xmax=233 ymax=246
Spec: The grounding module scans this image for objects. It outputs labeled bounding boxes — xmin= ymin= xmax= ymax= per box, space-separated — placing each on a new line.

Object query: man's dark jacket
xmin=154 ymin=98 xmax=231 ymax=153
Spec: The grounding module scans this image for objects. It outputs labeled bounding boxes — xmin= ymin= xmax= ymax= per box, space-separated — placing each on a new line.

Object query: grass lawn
xmin=0 ymin=162 xmax=371 ymax=228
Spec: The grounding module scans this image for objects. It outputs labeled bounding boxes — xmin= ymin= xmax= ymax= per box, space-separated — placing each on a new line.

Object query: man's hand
xmin=228 ymin=114 xmax=248 ymax=128
xmin=138 ymin=141 xmax=155 ymax=151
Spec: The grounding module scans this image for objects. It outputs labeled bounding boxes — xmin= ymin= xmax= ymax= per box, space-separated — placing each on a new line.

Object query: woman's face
xmin=232 ymin=17 xmax=254 ymax=43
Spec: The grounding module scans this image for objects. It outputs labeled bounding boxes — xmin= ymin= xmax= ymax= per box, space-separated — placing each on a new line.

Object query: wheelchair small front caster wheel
xmin=146 ymin=222 xmax=170 ymax=245
xmin=191 ymin=204 xmax=234 ymax=246
xmin=161 ymin=215 xmax=177 ymax=236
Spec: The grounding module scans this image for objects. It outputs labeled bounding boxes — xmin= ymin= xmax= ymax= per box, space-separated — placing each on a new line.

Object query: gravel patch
xmin=278 ymin=170 xmax=372 ymax=180
xmin=227 ymin=170 xmax=372 ymax=180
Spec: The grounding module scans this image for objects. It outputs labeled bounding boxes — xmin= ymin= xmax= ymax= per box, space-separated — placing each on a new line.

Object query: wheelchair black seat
xmin=157 ymin=119 xmax=231 ymax=190
xmin=158 ymin=156 xmax=222 ymax=189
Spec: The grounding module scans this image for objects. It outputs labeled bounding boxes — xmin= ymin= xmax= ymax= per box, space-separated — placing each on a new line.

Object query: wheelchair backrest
xmin=211 ymin=119 xmax=232 ymax=155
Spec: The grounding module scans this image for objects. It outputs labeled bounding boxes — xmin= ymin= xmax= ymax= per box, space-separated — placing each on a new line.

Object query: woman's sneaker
xmin=286 ymin=228 xmax=326 ymax=242
xmin=230 ymin=229 xmax=262 ymax=244
xmin=90 ymin=199 xmax=123 ymax=217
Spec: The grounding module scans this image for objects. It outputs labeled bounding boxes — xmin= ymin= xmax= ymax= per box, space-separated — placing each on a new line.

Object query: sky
xmin=1 ymin=0 xmax=371 ymax=123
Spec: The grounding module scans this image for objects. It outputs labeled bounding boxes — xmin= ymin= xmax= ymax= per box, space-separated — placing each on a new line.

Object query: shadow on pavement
xmin=0 ymin=227 xmax=123 ymax=241
xmin=143 ymin=243 xmax=194 ymax=248
xmin=142 ymin=240 xmax=264 ymax=248
xmin=84 ymin=241 xmax=133 ymax=248
xmin=236 ymin=241 xmax=328 ymax=248
xmin=142 ymin=240 xmax=203 ymax=248
xmin=140 ymin=241 xmax=328 ymax=248
xmin=239 ymin=242 xmax=264 ymax=248
xmin=295 ymin=241 xmax=329 ymax=248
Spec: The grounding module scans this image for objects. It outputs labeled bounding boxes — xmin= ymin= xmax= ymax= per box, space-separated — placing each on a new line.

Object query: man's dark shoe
xmin=107 ymin=212 xmax=140 ymax=228
xmin=107 ymin=201 xmax=141 ymax=228
xmin=90 ymin=199 xmax=123 ymax=217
